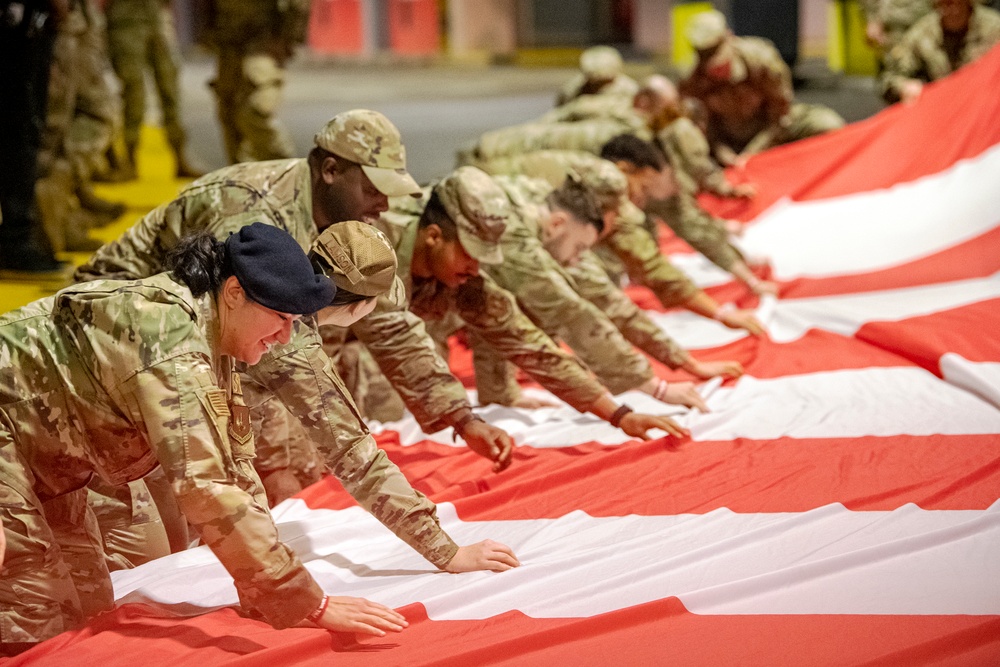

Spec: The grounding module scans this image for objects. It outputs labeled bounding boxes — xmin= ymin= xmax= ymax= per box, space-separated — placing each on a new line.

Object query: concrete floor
xmin=177 ymin=56 xmax=888 ymax=184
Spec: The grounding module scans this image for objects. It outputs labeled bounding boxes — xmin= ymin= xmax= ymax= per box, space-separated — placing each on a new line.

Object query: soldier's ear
xmin=221 ymin=275 xmax=246 ymax=309
xmin=423 ymin=223 xmax=443 ymax=245
xmin=320 ymin=154 xmax=340 ymax=184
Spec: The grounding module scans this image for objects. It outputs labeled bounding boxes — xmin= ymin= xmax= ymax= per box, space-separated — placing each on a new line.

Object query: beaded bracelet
xmin=306 ymin=594 xmax=330 ymax=625
xmin=653 ymin=379 xmax=669 ymax=402
xmin=713 ymin=302 xmax=736 ymax=321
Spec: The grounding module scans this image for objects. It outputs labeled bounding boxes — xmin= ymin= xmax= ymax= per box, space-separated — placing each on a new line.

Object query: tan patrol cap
xmin=434 ymin=166 xmax=509 ymax=266
xmin=314 ymin=109 xmax=422 ymax=198
xmin=687 ymin=10 xmax=728 ymax=50
xmin=310 ymin=219 xmax=406 ymax=307
xmin=580 ymin=45 xmax=624 ymax=80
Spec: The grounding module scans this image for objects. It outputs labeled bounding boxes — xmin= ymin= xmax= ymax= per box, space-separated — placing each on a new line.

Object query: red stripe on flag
xmin=700 ymin=45 xmax=1000 ymax=221
xmin=855 ymin=298 xmax=1000 ymax=373
xmin=299 ymin=431 xmax=1000 ymax=518
xmin=9 ymin=601 xmax=998 ymax=667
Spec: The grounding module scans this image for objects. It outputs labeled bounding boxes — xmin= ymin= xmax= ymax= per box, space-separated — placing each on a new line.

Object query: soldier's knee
xmin=0 ymin=549 xmax=83 ymax=646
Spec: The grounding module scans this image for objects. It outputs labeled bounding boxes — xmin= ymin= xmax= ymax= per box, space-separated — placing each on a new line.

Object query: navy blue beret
xmin=225 ymin=223 xmax=336 ymax=314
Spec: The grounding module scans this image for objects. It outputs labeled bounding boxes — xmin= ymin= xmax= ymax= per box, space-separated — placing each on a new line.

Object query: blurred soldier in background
xmin=860 ymin=0 xmax=934 ymax=71
xmin=881 ymin=0 xmax=1000 ymax=103
xmin=680 ymin=10 xmax=844 ymax=166
xmin=0 ymin=0 xmax=69 ymax=278
xmin=556 ymin=45 xmax=640 ymax=106
xmin=105 ymin=0 xmax=204 ymax=178
xmin=204 ymin=0 xmax=310 ymax=163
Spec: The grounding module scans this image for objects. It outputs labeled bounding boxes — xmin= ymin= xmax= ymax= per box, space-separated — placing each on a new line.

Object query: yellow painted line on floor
xmin=1 ymin=125 xmax=193 ymax=314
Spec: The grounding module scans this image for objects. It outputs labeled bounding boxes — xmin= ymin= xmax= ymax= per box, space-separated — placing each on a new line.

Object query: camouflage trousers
xmin=107 ymin=5 xmax=184 ymax=149
xmin=88 ymin=476 xmax=171 ymax=571
xmin=336 ymin=341 xmax=406 ymax=424
xmin=0 ymin=424 xmax=113 ymax=652
xmin=211 ymin=49 xmax=296 ymax=164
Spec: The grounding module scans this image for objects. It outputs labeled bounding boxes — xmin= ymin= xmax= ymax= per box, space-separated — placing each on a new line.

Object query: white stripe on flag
xmin=114 ymin=500 xmax=1000 ymax=619
xmin=652 ymin=272 xmax=1000 ymax=349
xmin=372 ymin=364 xmax=1000 ymax=447
xmin=737 ymin=143 xmax=1000 ymax=280
xmin=941 ymin=354 xmax=1000 ymax=410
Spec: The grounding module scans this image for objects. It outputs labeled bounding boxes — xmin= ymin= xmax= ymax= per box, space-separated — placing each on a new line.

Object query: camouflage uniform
xmin=86 ymin=476 xmax=171 ymax=571
xmin=105 ymin=0 xmax=186 ymax=160
xmin=206 ymin=0 xmax=310 ymax=163
xmin=0 ymin=273 xmax=456 ymax=646
xmin=556 ymin=46 xmax=640 ymax=106
xmin=476 ymin=149 xmax=712 ymax=313
xmin=374 ymin=180 xmax=608 ymax=411
xmin=469 ymin=114 xmax=651 ymax=165
xmin=35 ymin=0 xmax=110 ymax=252
xmin=657 ymin=116 xmax=739 ymax=198
xmin=75 ymin=142 xmax=485 ymax=493
xmin=881 ymin=4 xmax=1000 ymax=102
xmin=680 ymin=35 xmax=845 ymax=155
xmin=860 ymin=0 xmax=935 ymax=56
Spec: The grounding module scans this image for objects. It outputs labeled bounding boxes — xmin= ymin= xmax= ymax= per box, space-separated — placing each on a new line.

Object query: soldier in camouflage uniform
xmin=105 ymin=0 xmax=203 ymax=178
xmin=599 ymin=135 xmax=778 ymax=297
xmin=680 ymin=10 xmax=845 ymax=164
xmin=35 ymin=0 xmax=115 ymax=252
xmin=478 ymin=147 xmax=773 ymax=350
xmin=556 ymin=45 xmax=640 ymax=106
xmin=205 ymin=0 xmax=310 ymax=163
xmin=77 ymin=109 xmax=520 ymax=490
xmin=861 ymin=0 xmax=935 ymax=69
xmin=471 ymin=125 xmax=768 ymax=334
xmin=0 ymin=223 xmax=518 ymax=655
xmin=472 ymin=173 xmax=709 ymax=410
xmin=374 ymin=165 xmax=689 ymax=440
xmin=881 ymin=0 xmax=1000 ymax=102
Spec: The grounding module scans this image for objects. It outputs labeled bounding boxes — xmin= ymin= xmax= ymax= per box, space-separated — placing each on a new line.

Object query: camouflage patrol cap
xmin=310 ymin=219 xmax=405 ymax=307
xmin=687 ymin=10 xmax=728 ymax=50
xmin=314 ymin=109 xmax=422 ymax=198
xmin=580 ymin=46 xmax=624 ymax=81
xmin=434 ymin=166 xmax=509 ymax=265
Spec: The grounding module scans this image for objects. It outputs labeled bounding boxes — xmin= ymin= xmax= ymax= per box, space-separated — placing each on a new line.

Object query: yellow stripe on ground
xmin=0 ymin=125 xmax=192 ymax=314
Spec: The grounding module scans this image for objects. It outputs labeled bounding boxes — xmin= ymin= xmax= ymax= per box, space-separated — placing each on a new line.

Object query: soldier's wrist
xmin=452 ymin=412 xmax=485 ymax=440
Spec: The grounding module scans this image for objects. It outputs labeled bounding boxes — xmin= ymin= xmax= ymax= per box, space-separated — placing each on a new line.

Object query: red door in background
xmin=309 ymin=0 xmax=365 ymax=55
xmin=388 ymin=0 xmax=440 ymax=55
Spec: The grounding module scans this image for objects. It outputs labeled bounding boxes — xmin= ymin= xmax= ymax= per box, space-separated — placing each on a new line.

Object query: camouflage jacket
xmin=556 ymin=73 xmax=640 ymax=106
xmin=881 ymin=6 xmax=1000 ymax=101
xmin=860 ymin=0 xmax=934 ymax=37
xmin=566 ymin=250 xmax=690 ymax=368
xmin=486 ymin=175 xmax=654 ymax=394
xmin=680 ymin=36 xmax=793 ymax=153
xmin=207 ymin=0 xmax=311 ymax=50
xmin=376 ymin=199 xmax=607 ymax=411
xmin=473 ymin=115 xmax=650 ymax=163
xmin=657 ymin=117 xmax=737 ymax=198
xmin=602 ymin=204 xmax=701 ymax=308
xmin=76 ymin=159 xmax=315 ymax=282
xmin=0 ymin=274 xmax=457 ymax=628
xmin=645 ymin=191 xmax=743 ymax=273
xmin=541 ymin=93 xmax=640 ymax=125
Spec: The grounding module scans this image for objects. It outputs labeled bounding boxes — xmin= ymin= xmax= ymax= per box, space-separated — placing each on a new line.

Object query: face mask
xmin=315 ymin=298 xmax=378 ymax=327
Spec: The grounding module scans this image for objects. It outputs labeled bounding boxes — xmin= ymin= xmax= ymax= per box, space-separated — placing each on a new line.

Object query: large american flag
xmin=8 ymin=46 xmax=1000 ymax=667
